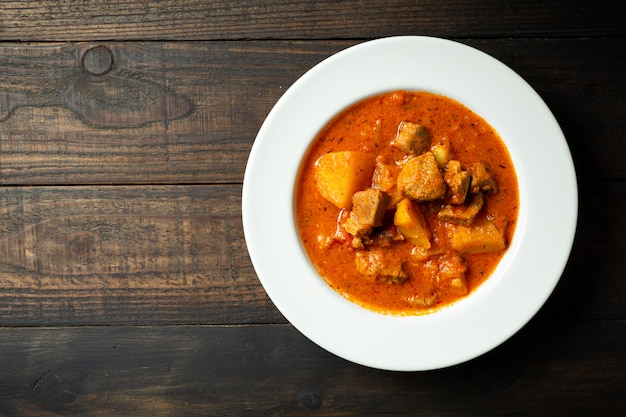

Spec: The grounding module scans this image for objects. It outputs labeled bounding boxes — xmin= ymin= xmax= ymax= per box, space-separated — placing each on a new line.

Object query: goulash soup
xmin=295 ymin=90 xmax=519 ymax=315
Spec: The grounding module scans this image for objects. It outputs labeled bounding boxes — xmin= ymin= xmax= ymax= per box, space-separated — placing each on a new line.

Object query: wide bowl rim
xmin=242 ymin=36 xmax=578 ymax=371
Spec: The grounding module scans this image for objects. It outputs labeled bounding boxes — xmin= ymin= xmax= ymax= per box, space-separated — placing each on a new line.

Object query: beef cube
xmin=391 ymin=122 xmax=430 ymax=155
xmin=469 ymin=162 xmax=498 ymax=194
xmin=404 ymin=259 xmax=440 ymax=307
xmin=438 ymin=192 xmax=484 ymax=226
xmin=363 ymin=223 xmax=405 ymax=247
xmin=444 ymin=159 xmax=463 ymax=176
xmin=343 ymin=188 xmax=390 ymax=237
xmin=397 ymin=152 xmax=447 ymax=202
xmin=371 ymin=156 xmax=397 ymax=193
xmin=355 ymin=248 xmax=408 ymax=284
xmin=443 ymin=160 xmax=471 ymax=205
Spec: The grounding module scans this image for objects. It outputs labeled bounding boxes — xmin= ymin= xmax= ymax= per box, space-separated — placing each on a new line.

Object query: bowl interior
xmin=242 ymin=36 xmax=577 ymax=371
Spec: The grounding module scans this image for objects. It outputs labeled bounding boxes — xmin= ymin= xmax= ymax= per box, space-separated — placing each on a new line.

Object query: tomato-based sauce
xmin=295 ymin=91 xmax=519 ymax=315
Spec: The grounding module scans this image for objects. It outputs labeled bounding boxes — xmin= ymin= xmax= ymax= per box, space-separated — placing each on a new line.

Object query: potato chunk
xmin=314 ymin=151 xmax=375 ymax=209
xmin=451 ymin=219 xmax=506 ymax=254
xmin=394 ymin=198 xmax=431 ymax=249
xmin=431 ymin=139 xmax=452 ymax=168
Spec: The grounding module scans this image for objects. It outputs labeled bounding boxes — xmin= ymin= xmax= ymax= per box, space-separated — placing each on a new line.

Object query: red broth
xmin=295 ymin=91 xmax=519 ymax=315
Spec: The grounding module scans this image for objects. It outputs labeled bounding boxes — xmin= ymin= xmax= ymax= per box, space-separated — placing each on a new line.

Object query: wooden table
xmin=0 ymin=1 xmax=624 ymax=415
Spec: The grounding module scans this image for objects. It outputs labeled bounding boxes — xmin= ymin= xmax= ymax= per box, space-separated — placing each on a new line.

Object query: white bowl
xmin=242 ymin=36 xmax=577 ymax=371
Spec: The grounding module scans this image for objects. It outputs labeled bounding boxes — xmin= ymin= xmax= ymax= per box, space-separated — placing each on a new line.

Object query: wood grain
xmin=0 ymin=2 xmax=623 ymax=415
xmin=0 ymin=38 xmax=624 ymax=185
xmin=0 ymin=185 xmax=283 ymax=326
xmin=0 ymin=40 xmax=350 ymax=185
xmin=0 ymin=1 xmax=624 ymax=41
xmin=0 ymin=181 xmax=622 ymax=326
xmin=0 ymin=322 xmax=623 ymax=416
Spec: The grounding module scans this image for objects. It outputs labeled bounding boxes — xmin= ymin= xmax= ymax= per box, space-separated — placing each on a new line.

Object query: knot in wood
xmin=82 ymin=45 xmax=114 ymax=76
xmin=32 ymin=370 xmax=80 ymax=406
xmin=67 ymin=232 xmax=97 ymax=261
xmin=296 ymin=389 xmax=323 ymax=410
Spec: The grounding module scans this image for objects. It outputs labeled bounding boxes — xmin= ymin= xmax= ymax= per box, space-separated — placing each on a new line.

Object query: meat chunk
xmin=397 ymin=151 xmax=447 ymax=202
xmin=371 ymin=155 xmax=397 ymax=193
xmin=405 ymin=259 xmax=440 ymax=307
xmin=391 ymin=121 xmax=430 ymax=155
xmin=362 ymin=223 xmax=405 ymax=247
xmin=343 ymin=188 xmax=390 ymax=237
xmin=372 ymin=156 xmax=403 ymax=208
xmin=355 ymin=248 xmax=408 ymax=284
xmin=443 ymin=160 xmax=471 ymax=205
xmin=469 ymin=162 xmax=498 ymax=194
xmin=438 ymin=192 xmax=484 ymax=226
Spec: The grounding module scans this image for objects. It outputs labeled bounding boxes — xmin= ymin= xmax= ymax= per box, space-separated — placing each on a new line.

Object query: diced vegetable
xmin=451 ymin=220 xmax=506 ymax=254
xmin=314 ymin=151 xmax=375 ymax=209
xmin=393 ymin=198 xmax=432 ymax=249
xmin=431 ymin=139 xmax=451 ymax=167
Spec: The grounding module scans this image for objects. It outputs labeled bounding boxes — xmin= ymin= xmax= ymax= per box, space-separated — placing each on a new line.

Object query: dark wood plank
xmin=0 ymin=180 xmax=623 ymax=326
xmin=0 ymin=321 xmax=623 ymax=416
xmin=465 ymin=38 xmax=626 ymax=183
xmin=0 ymin=2 xmax=620 ymax=416
xmin=0 ymin=184 xmax=283 ymax=326
xmin=546 ymin=181 xmax=626 ymax=320
xmin=0 ymin=1 xmax=624 ymax=41
xmin=0 ymin=38 xmax=624 ymax=185
xmin=0 ymin=40 xmax=351 ymax=185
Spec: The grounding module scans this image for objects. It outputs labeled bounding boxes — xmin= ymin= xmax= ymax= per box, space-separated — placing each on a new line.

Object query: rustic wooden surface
xmin=0 ymin=1 xmax=624 ymax=416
